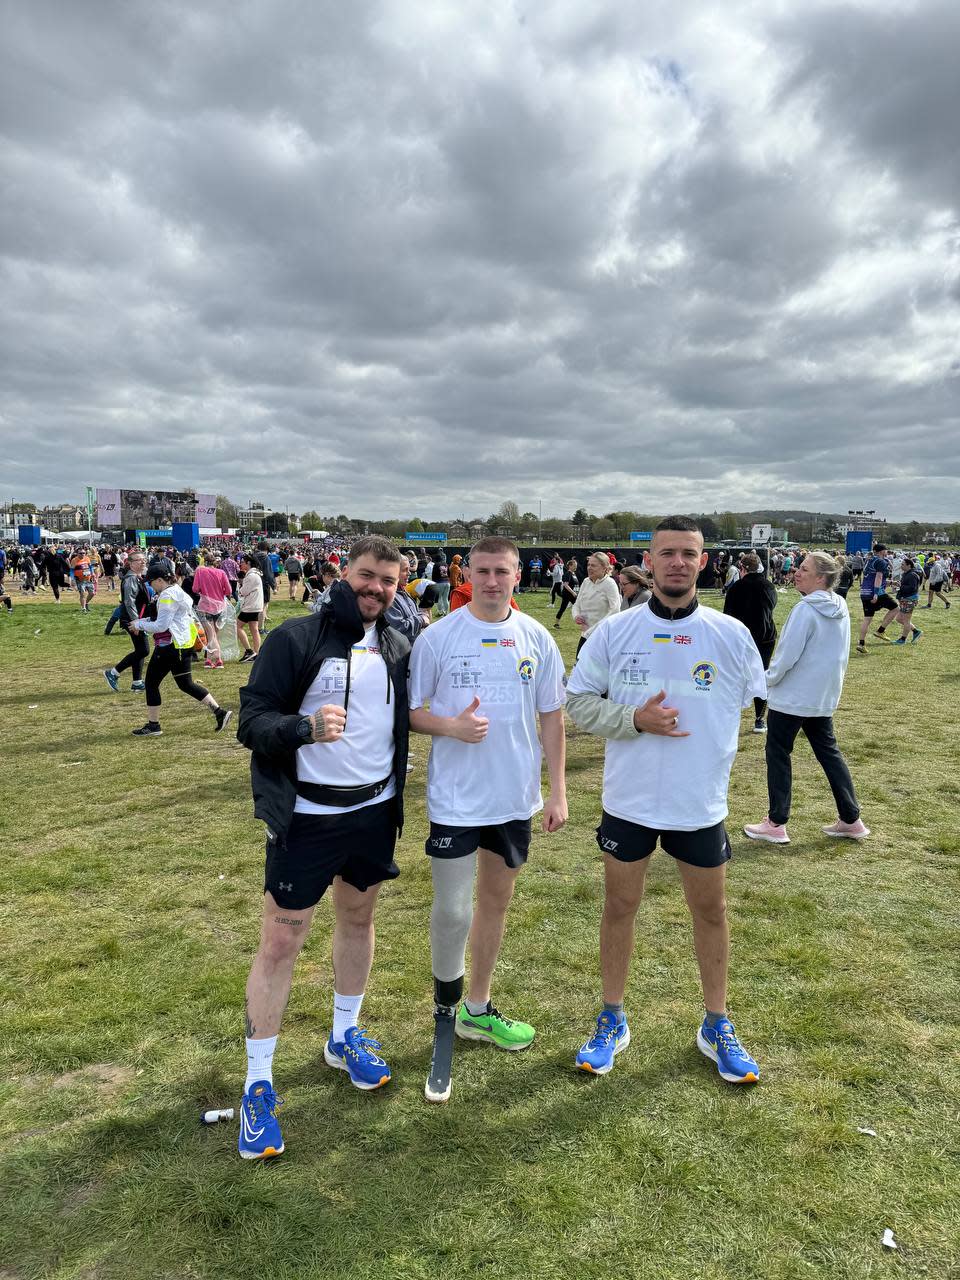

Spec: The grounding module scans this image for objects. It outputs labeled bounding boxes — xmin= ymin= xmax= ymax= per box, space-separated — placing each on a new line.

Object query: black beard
xmin=658 ymin=583 xmax=693 ymax=598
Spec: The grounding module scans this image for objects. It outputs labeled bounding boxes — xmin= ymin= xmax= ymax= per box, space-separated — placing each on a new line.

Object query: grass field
xmin=2 ymin=583 xmax=959 ymax=1280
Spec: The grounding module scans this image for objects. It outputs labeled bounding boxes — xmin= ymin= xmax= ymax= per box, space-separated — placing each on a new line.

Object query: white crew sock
xmin=109 ymin=667 xmax=119 ymax=678
xmin=332 ymin=992 xmax=364 ymax=1042
xmin=244 ymin=1035 xmax=278 ymax=1092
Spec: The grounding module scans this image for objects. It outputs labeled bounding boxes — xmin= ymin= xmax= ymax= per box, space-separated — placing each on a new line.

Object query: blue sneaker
xmin=911 ymin=628 xmax=922 ymax=644
xmin=103 ymin=668 xmax=119 ymax=692
xmin=697 ymin=1017 xmax=760 ymax=1084
xmin=238 ymin=1080 xmax=284 ymax=1160
xmin=323 ymin=1026 xmax=391 ymax=1090
xmin=892 ymin=637 xmax=906 ymax=645
xmin=575 ymin=1010 xmax=631 ymax=1075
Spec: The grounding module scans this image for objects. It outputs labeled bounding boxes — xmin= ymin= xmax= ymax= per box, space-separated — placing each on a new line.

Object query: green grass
xmin=1 ymin=585 xmax=959 ymax=1280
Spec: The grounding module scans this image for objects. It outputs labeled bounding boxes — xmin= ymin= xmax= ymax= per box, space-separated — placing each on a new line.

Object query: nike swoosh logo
xmin=241 ymin=1109 xmax=265 ymax=1143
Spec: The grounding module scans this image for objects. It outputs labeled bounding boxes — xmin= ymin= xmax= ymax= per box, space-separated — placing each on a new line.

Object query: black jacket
xmin=722 ymin=571 xmax=778 ymax=648
xmin=236 ymin=580 xmax=411 ymax=837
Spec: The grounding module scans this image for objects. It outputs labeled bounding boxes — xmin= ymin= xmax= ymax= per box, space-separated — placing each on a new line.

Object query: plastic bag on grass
xmin=217 ymin=599 xmax=241 ymax=663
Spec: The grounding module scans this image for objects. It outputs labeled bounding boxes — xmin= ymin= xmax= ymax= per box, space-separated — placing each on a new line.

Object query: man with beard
xmin=235 ymin=536 xmax=410 ymax=1159
xmin=565 ymin=517 xmax=766 ymax=1085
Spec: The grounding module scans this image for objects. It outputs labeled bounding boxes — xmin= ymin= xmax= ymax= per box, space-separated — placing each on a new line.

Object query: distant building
xmin=238 ymin=502 xmax=273 ymax=530
xmin=841 ymin=512 xmax=886 ymax=535
xmin=39 ymin=503 xmax=86 ymax=532
xmin=0 ymin=507 xmax=39 ymax=527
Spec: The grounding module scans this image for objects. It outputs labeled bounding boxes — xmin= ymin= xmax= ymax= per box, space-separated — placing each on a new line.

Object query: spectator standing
xmin=572 ymin=553 xmax=620 ymax=656
xmin=722 ymin=552 xmax=778 ymax=733
xmin=745 ymin=552 xmax=868 ymax=844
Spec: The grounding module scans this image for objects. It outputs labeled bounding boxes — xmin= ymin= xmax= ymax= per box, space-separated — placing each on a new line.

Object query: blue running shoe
xmin=697 ymin=1017 xmax=759 ymax=1084
xmin=238 ymin=1080 xmax=284 ymax=1160
xmin=103 ymin=668 xmax=119 ymax=692
xmin=323 ymin=1026 xmax=391 ymax=1090
xmin=911 ymin=628 xmax=922 ymax=644
xmin=575 ymin=1010 xmax=630 ymax=1075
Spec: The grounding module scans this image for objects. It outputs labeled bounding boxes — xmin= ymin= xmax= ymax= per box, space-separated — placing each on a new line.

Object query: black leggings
xmin=556 ymin=592 xmax=575 ymax=620
xmin=144 ymin=645 xmax=209 ymax=709
xmin=115 ymin=629 xmax=150 ymax=681
xmin=765 ymin=710 xmax=860 ymax=826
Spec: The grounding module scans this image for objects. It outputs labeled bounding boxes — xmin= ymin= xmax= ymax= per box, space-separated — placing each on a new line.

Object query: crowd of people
xmin=5 ymin=525 xmax=954 ymax=1162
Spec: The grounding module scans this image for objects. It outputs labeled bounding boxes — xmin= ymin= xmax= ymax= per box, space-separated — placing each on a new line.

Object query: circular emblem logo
xmin=517 ymin=657 xmax=535 ymax=683
xmin=692 ymin=661 xmax=717 ymax=688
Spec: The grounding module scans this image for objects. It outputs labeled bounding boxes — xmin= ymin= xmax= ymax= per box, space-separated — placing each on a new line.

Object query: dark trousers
xmin=144 ymin=645 xmax=209 ymax=709
xmin=556 ymin=591 xmax=575 ymax=620
xmin=115 ymin=629 xmax=150 ymax=681
xmin=766 ymin=709 xmax=860 ymax=826
xmin=753 ymin=642 xmax=775 ymax=720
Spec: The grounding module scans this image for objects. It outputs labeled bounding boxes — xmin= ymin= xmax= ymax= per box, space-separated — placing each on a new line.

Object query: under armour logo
xmin=279 ymin=881 xmax=293 ymax=892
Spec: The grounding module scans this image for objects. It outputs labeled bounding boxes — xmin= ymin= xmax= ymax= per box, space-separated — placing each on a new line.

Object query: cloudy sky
xmin=2 ymin=0 xmax=958 ymax=521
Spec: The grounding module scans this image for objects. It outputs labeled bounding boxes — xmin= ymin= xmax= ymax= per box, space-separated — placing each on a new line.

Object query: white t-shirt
xmin=408 ymin=606 xmax=566 ymax=826
xmin=294 ymin=624 xmax=397 ymax=815
xmin=567 ymin=603 xmax=766 ymax=830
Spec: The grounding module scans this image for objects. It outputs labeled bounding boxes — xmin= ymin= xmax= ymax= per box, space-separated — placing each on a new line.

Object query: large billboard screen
xmin=121 ymin=490 xmax=197 ymax=527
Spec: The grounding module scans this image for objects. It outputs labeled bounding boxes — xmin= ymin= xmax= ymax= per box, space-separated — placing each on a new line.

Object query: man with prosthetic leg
xmin=236 ymin=537 xmax=410 ymax=1158
xmin=409 ymin=537 xmax=567 ymax=1102
xmin=566 ymin=517 xmax=766 ymax=1085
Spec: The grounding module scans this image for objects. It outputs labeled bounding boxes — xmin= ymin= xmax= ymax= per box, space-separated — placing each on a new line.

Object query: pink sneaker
xmin=743 ymin=818 xmax=790 ymax=844
xmin=822 ymin=818 xmax=870 ymax=840
xmin=213 ymin=660 xmax=225 ymax=669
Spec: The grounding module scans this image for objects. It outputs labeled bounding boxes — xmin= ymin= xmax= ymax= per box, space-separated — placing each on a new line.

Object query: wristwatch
xmin=295 ymin=715 xmax=313 ymax=743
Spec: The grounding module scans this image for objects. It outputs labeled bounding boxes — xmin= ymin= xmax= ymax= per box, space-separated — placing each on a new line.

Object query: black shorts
xmin=426 ymin=818 xmax=532 ymax=869
xmin=287 ymin=572 xmax=301 ymax=582
xmin=238 ymin=610 xmax=260 ymax=623
xmin=265 ymin=798 xmax=399 ymax=909
xmin=262 ymin=583 xmax=272 ymax=603
xmin=596 ymin=811 xmax=731 ymax=869
xmin=861 ymin=593 xmax=897 ymax=616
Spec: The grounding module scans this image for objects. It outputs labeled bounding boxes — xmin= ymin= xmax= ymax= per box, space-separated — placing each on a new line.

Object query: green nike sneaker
xmin=455 ymin=1003 xmax=535 ymax=1051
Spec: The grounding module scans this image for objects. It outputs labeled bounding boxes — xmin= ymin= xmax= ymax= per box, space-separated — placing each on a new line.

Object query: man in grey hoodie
xmin=744 ymin=551 xmax=869 ymax=845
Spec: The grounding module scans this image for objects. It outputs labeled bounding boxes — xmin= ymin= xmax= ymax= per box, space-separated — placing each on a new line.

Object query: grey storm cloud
xmin=1 ymin=0 xmax=958 ymax=521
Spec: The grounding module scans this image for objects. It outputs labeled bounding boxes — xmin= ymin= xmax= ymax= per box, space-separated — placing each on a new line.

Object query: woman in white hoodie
xmin=744 ymin=551 xmax=869 ymax=844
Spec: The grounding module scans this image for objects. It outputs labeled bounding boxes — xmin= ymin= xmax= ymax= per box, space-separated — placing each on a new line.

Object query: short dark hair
xmin=469 ymin=535 xmax=520 ymax=563
xmin=874 ymin=543 xmax=887 ymax=552
xmin=348 ymin=535 xmax=403 ymax=565
xmin=655 ymin=515 xmax=701 ymax=535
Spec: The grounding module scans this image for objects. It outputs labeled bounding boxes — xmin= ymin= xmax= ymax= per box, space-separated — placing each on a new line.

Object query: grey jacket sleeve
xmin=120 ymin=574 xmax=140 ymax=623
xmin=565 ymin=690 xmax=642 ymax=740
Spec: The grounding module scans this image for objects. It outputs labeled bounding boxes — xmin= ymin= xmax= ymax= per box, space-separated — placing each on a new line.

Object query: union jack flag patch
xmin=674 ymin=634 xmax=692 ymax=645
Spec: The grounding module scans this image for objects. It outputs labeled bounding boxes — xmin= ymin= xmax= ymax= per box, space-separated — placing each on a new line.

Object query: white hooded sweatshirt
xmin=765 ymin=590 xmax=850 ymax=717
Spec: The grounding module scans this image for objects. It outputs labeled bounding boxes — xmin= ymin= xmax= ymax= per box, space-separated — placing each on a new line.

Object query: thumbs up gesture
xmin=452 ymin=695 xmax=489 ymax=743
